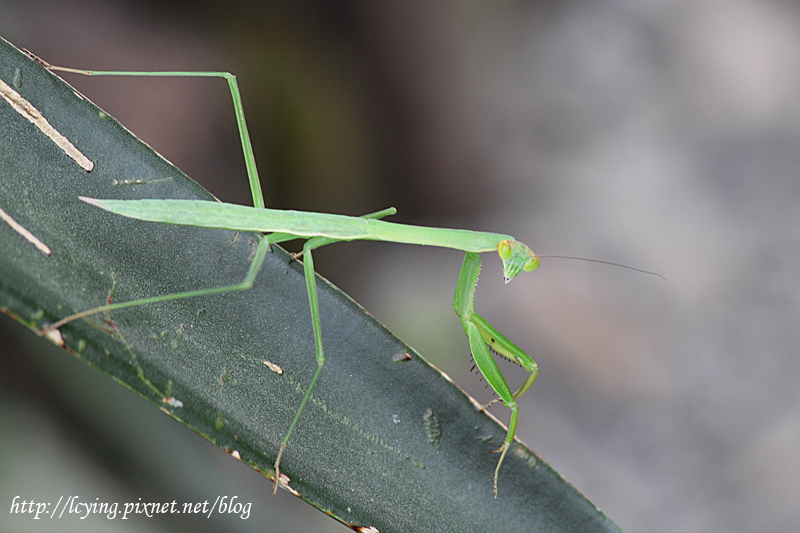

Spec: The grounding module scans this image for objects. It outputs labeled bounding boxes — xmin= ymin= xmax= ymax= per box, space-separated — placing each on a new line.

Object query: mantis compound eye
xmin=498 ymin=240 xmax=513 ymax=260
xmin=524 ymin=255 xmax=540 ymax=272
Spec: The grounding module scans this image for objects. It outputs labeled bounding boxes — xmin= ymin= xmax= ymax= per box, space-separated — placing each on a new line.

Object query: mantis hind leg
xmin=44 ymin=65 xmax=265 ymax=209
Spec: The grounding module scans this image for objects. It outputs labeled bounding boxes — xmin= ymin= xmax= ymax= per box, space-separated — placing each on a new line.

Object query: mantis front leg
xmin=453 ymin=252 xmax=539 ymax=498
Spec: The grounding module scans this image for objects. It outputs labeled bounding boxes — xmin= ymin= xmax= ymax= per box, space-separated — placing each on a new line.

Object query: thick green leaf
xmin=0 ymin=35 xmax=622 ymax=532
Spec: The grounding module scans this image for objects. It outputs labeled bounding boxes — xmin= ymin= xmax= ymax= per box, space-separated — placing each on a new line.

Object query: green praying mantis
xmin=33 ymin=64 xmax=648 ymax=499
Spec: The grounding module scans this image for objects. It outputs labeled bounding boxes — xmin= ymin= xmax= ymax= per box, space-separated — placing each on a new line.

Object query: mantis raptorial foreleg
xmin=37 ymin=63 xmax=542 ymax=498
xmin=454 ymin=252 xmax=538 ymax=496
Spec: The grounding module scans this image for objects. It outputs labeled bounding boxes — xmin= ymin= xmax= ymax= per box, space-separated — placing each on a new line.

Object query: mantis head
xmin=498 ymin=240 xmax=539 ymax=282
